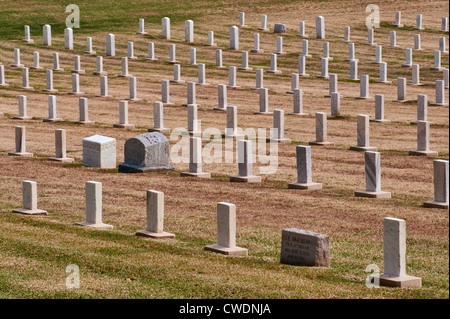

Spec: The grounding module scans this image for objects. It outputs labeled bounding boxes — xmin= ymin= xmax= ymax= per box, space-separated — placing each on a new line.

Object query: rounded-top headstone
xmin=119 ymin=132 xmax=174 ymax=173
xmin=274 ymin=23 xmax=287 ymax=33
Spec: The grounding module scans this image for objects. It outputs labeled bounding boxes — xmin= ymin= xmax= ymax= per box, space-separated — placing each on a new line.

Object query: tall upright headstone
xmin=204 ymin=202 xmax=248 ymax=256
xmin=230 ymin=140 xmax=261 ymax=183
xmin=288 ymin=145 xmax=322 ymax=190
xmin=354 ymin=152 xmax=391 ymax=198
xmin=424 ymin=160 xmax=449 ymax=209
xmin=135 ymin=190 xmax=175 ymax=238
xmin=8 ymin=126 xmax=33 ymax=157
xmin=76 ymin=181 xmax=113 ymax=229
xmin=350 ymin=115 xmax=377 ymax=151
xmin=369 ymin=218 xmax=422 ymax=288
xmin=180 ymin=137 xmax=211 ymax=178
xmin=409 ymin=121 xmax=438 ymax=157
xmin=49 ymin=129 xmax=74 ymax=163
xmin=12 ymin=181 xmax=47 ymax=215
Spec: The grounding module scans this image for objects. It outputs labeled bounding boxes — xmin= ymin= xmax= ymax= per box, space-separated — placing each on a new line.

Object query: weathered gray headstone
xmin=280 ymin=228 xmax=330 ymax=267
xmin=118 ymin=132 xmax=174 ymax=172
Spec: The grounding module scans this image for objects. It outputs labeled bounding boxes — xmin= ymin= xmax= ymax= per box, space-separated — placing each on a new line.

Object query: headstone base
xmin=230 ymin=175 xmax=261 ymax=183
xmin=288 ymin=112 xmax=308 ymax=116
xmin=401 ymin=64 xmax=412 ymax=68
xmin=213 ymin=107 xmax=227 ymax=111
xmin=408 ymin=150 xmax=438 ymax=157
xmin=430 ymin=67 xmax=444 ymax=71
xmin=43 ymin=117 xmax=63 ymax=122
xmin=297 ymin=34 xmax=309 ymax=38
xmin=299 ymin=73 xmax=310 ymax=77
xmin=42 ymin=89 xmax=58 ymax=93
xmin=350 ymin=145 xmax=378 ymax=151
xmin=316 ymin=75 xmax=329 ymax=79
xmin=204 ymin=244 xmax=248 ymax=256
xmin=0 ymin=84 xmax=10 ymax=87
xmin=11 ymin=64 xmax=24 ymax=68
xmin=145 ymin=57 xmax=158 ymax=61
xmin=49 ymin=157 xmax=74 ymax=163
xmin=170 ymin=80 xmax=185 ymax=84
xmin=227 ymin=85 xmax=241 ymax=89
xmin=8 ymin=152 xmax=33 ymax=157
xmin=92 ymin=71 xmax=107 ymax=76
xmin=84 ymin=50 xmax=97 ymax=55
xmin=136 ymin=230 xmax=175 ymax=239
xmin=392 ymin=23 xmax=404 ymax=28
xmin=12 ymin=208 xmax=47 ymax=215
xmin=370 ymin=118 xmax=391 ymax=123
xmin=393 ymin=99 xmax=415 ymax=103
xmin=375 ymin=80 xmax=392 ymax=84
xmin=19 ymin=86 xmax=34 ymax=90
xmin=128 ymin=56 xmax=138 ymax=60
xmin=309 ymin=141 xmax=335 ymax=146
xmin=22 ymin=39 xmax=34 ymax=44
xmin=197 ymin=82 xmax=209 ymax=86
xmin=409 ymin=82 xmax=424 ymax=86
xmin=355 ymin=96 xmax=373 ymax=100
xmin=13 ymin=116 xmax=32 ymax=120
xmin=250 ymin=49 xmax=264 ymax=53
xmin=148 ymin=128 xmax=170 ymax=134
xmin=355 ymin=190 xmax=391 ymax=199
xmin=258 ymin=28 xmax=269 ymax=32
xmin=180 ymin=172 xmax=211 ymax=178
xmin=113 ymin=123 xmax=135 ymax=129
xmin=254 ymin=111 xmax=273 ymax=115
xmin=30 ymin=66 xmax=43 ymax=70
xmin=71 ymin=70 xmax=86 ymax=74
xmin=345 ymin=58 xmax=359 ymax=62
xmin=68 ymin=91 xmax=84 ymax=95
xmin=52 ymin=68 xmax=64 ymax=72
xmin=125 ymin=98 xmax=142 ymax=101
xmin=166 ymin=60 xmax=180 ymax=64
xmin=369 ymin=273 xmax=421 ymax=288
xmin=267 ymin=138 xmax=292 ymax=144
xmin=118 ymin=73 xmax=132 ymax=78
xmin=76 ymin=221 xmax=113 ymax=229
xmin=266 ymin=70 xmax=282 ymax=74
xmin=238 ymin=67 xmax=253 ymax=71
xmin=430 ymin=102 xmax=449 ymax=106
xmin=288 ymin=182 xmax=322 ymax=190
xmin=118 ymin=162 xmax=174 ymax=173
xmin=424 ymin=201 xmax=449 ymax=209
xmin=136 ymin=31 xmax=148 ymax=35
xmin=75 ymin=120 xmax=95 ymax=125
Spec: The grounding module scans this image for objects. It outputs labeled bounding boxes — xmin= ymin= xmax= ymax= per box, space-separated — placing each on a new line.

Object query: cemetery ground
xmin=0 ymin=0 xmax=448 ymax=298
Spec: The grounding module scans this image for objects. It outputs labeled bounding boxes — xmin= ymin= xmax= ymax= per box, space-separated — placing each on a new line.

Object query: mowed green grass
xmin=0 ymin=205 xmax=448 ymax=299
xmin=0 ymin=0 xmax=449 ymax=299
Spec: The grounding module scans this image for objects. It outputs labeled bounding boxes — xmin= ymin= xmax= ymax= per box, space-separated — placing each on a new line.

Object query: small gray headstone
xmin=119 ymin=132 xmax=174 ymax=173
xmin=274 ymin=23 xmax=287 ymax=33
xmin=280 ymin=228 xmax=330 ymax=267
